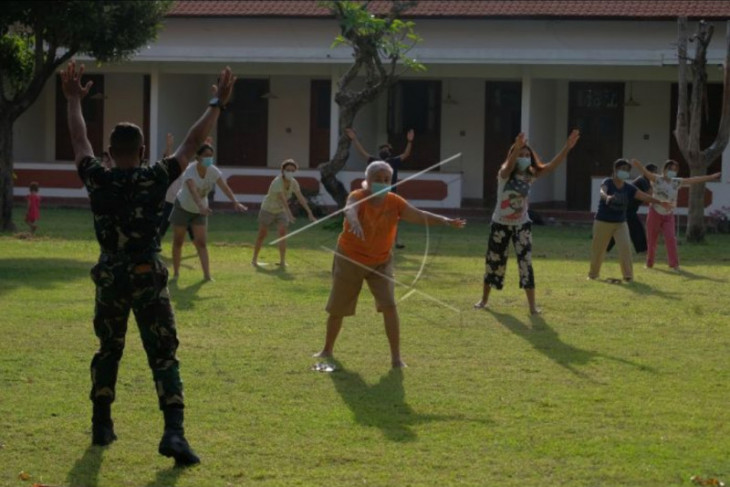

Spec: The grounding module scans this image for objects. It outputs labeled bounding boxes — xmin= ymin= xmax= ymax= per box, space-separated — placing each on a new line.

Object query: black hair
xmin=613 ymin=158 xmax=631 ymax=170
xmin=645 ymin=163 xmax=658 ymax=173
xmin=29 ymin=181 xmax=39 ymax=192
xmin=663 ymin=159 xmax=679 ymax=172
xmin=196 ymin=143 xmax=214 ymax=156
xmin=109 ymin=123 xmax=144 ymax=158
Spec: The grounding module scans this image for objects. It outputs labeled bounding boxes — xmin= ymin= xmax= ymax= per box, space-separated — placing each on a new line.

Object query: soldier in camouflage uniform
xmin=61 ymin=60 xmax=235 ymax=466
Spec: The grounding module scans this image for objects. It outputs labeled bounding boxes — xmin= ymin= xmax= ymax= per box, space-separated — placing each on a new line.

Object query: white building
xmin=12 ymin=0 xmax=730 ymax=214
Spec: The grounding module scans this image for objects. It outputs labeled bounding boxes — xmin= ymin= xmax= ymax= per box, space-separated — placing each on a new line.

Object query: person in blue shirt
xmin=589 ymin=159 xmax=670 ymax=282
xmin=605 ymin=163 xmax=657 ymax=254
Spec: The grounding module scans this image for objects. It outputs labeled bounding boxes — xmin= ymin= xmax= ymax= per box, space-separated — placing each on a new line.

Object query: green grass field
xmin=1 ymin=207 xmax=729 ymax=487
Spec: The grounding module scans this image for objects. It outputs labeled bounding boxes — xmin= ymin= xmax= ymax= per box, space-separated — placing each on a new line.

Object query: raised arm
xmin=681 ymin=172 xmax=721 ymax=186
xmin=400 ymin=201 xmax=466 ymax=228
xmin=630 ymin=159 xmax=658 ymax=183
xmin=498 ymin=132 xmax=526 ymax=180
xmin=60 ymin=61 xmax=95 ymax=166
xmin=537 ymin=129 xmax=580 ymax=178
xmin=345 ymin=128 xmax=373 ymax=160
xmin=163 ymin=133 xmax=174 ymax=158
xmin=397 ymin=129 xmax=415 ymax=161
xmin=171 ymin=67 xmax=236 ymax=172
xmin=215 ymin=176 xmax=247 ymax=212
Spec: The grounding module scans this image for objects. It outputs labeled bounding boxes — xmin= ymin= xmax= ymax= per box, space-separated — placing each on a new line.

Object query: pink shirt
xmin=26 ymin=193 xmax=40 ymax=221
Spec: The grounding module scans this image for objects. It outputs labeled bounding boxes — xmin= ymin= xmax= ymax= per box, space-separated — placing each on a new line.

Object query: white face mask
xmin=516 ymin=157 xmax=531 ymax=171
xmin=666 ymin=170 xmax=677 ymax=179
xmin=283 ymin=172 xmax=295 ymax=181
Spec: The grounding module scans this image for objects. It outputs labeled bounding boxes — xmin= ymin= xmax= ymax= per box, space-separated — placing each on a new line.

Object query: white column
xmin=329 ymin=67 xmax=340 ymax=159
xmin=148 ymin=68 xmax=160 ymax=162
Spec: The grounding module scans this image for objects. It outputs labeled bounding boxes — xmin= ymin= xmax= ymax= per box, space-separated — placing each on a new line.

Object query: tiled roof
xmin=169 ymin=1 xmax=730 ymax=19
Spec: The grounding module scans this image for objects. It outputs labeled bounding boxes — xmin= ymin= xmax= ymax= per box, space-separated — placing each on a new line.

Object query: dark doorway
xmin=669 ymin=82 xmax=723 ymax=175
xmin=483 ymin=82 xmax=522 ymax=205
xmin=567 ymin=82 xmax=624 ymax=210
xmin=309 ymin=79 xmax=331 ymax=167
xmin=217 ymin=79 xmax=269 ymax=166
xmin=56 ymin=74 xmax=104 ymax=160
xmin=387 ymin=80 xmax=441 ymax=170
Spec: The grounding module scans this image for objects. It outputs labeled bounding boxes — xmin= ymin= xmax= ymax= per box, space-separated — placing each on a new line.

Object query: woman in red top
xmin=25 ymin=181 xmax=41 ymax=235
xmin=313 ymin=161 xmax=466 ymax=368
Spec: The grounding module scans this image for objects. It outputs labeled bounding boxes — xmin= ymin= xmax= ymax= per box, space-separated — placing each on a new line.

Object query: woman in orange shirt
xmin=313 ymin=161 xmax=466 ymax=368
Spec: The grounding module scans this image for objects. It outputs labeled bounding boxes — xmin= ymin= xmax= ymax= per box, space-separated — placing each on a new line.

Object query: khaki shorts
xmin=169 ymin=200 xmax=207 ymax=227
xmin=325 ymin=251 xmax=396 ymax=317
xmin=258 ymin=209 xmax=289 ymax=228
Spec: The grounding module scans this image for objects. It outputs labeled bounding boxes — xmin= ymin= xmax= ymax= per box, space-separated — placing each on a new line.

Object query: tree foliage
xmin=318 ymin=0 xmax=424 ymax=208
xmin=0 ymin=0 xmax=172 ymax=231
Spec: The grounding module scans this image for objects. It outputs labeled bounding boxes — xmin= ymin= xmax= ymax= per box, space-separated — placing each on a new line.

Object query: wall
xmin=267 ymin=76 xmax=310 ymax=168
xmin=526 ymin=78 xmax=558 ymax=203
xmin=104 ymin=74 xmax=145 ymax=151
xmin=13 ymin=82 xmax=52 ymax=162
xmin=622 ymin=81 xmax=671 ymax=166
xmin=157 ymin=74 xmax=211 ymax=157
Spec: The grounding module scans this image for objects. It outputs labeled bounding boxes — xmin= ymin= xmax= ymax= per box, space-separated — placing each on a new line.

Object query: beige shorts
xmin=325 ymin=251 xmax=396 ymax=317
xmin=258 ymin=209 xmax=289 ymax=228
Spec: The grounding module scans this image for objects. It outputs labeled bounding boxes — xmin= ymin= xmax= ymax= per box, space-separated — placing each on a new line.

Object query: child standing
xmin=25 ymin=182 xmax=41 ymax=235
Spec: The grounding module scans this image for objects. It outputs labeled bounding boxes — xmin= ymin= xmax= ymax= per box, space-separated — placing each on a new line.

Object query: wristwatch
xmin=209 ymin=97 xmax=226 ymax=111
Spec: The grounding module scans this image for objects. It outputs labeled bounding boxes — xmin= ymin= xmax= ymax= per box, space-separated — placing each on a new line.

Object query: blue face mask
xmin=666 ymin=170 xmax=677 ymax=179
xmin=370 ymin=182 xmax=391 ymax=196
xmin=616 ymin=170 xmax=631 ymax=181
xmin=516 ymin=157 xmax=531 ymax=171
xmin=201 ymin=157 xmax=214 ymax=168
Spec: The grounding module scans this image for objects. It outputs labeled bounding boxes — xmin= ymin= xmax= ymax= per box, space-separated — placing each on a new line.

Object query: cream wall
xmin=622 ymin=81 xmax=671 ymax=171
xmin=267 ymin=76 xmax=311 ymax=168
xmin=526 ymin=78 xmax=558 ymax=203
xmin=104 ymin=74 xmax=145 ymax=152
xmin=157 ymin=74 xmax=211 ymax=158
xmin=13 ymin=82 xmax=52 ymax=162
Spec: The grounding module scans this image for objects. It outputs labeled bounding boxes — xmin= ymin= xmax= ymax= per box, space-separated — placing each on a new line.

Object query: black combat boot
xmin=158 ymin=408 xmax=200 ymax=467
xmin=91 ymin=401 xmax=117 ymax=446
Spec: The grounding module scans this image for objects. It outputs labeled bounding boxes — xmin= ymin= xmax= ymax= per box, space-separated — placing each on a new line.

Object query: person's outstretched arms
xmin=60 ymin=61 xmax=95 ymax=166
xmin=498 ymin=132 xmax=526 ymax=179
xmin=400 ymin=201 xmax=466 ymax=228
xmin=293 ymin=187 xmax=317 ymax=222
xmin=397 ymin=129 xmax=415 ymax=161
xmin=171 ymin=67 xmax=236 ymax=173
xmin=681 ymin=172 xmax=721 ymax=186
xmin=635 ymin=189 xmax=672 ymax=211
xmin=345 ymin=128 xmax=373 ymax=160
xmin=630 ymin=159 xmax=658 ymax=183
xmin=216 ymin=177 xmax=247 ymax=212
xmin=537 ymin=129 xmax=580 ymax=178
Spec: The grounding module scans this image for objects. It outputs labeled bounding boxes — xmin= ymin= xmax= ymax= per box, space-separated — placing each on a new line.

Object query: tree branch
xmin=675 ymin=17 xmax=690 ymax=159
xmin=703 ymin=20 xmax=730 ymax=166
xmin=687 ymin=21 xmax=712 ymax=165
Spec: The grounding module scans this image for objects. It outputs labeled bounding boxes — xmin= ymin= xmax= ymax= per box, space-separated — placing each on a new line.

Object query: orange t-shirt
xmin=338 ymin=190 xmax=407 ymax=266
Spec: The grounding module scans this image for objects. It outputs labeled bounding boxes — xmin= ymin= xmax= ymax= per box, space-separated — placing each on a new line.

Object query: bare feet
xmin=473 ymin=300 xmax=488 ymax=310
xmin=312 ymin=350 xmax=333 ymax=359
xmin=203 ymin=276 xmax=214 ymax=282
xmin=392 ymin=359 xmax=408 ymax=368
xmin=530 ymin=307 xmax=542 ymax=315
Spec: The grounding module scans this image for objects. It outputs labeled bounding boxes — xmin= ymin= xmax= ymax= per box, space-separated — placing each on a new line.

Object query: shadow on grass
xmin=66 ymin=445 xmax=104 ymax=487
xmin=489 ymin=311 xmax=656 ymax=380
xmin=143 ymin=465 xmax=185 ymax=487
xmin=254 ymin=264 xmax=295 ymax=281
xmin=652 ymin=266 xmax=727 ymax=283
xmin=168 ymin=279 xmax=215 ymax=311
xmin=591 ymin=277 xmax=678 ymax=299
xmin=327 ymin=360 xmax=484 ymax=442
xmin=0 ymin=257 xmax=91 ymax=297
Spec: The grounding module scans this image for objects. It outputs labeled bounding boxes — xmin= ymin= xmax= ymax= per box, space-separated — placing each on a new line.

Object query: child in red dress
xmin=25 ymin=181 xmax=41 ymax=235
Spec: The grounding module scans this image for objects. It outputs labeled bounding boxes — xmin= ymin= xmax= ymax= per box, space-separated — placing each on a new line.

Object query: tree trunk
xmin=685 ymin=162 xmax=709 ymax=242
xmin=319 ymin=104 xmax=358 ymax=208
xmin=0 ymin=115 xmax=17 ymax=232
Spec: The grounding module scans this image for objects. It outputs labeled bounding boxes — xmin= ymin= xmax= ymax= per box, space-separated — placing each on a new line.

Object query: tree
xmin=674 ymin=17 xmax=730 ymax=243
xmin=0 ymin=0 xmax=172 ymax=231
xmin=318 ymin=0 xmax=424 ymax=208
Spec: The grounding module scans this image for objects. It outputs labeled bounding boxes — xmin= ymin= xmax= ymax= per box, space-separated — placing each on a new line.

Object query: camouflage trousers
xmin=89 ymin=253 xmax=184 ymax=410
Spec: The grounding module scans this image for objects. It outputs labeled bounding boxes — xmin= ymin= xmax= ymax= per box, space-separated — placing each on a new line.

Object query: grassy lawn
xmin=1 ymin=207 xmax=729 ymax=487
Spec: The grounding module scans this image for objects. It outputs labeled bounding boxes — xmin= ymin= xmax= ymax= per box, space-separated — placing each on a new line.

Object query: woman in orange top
xmin=314 ymin=161 xmax=466 ymax=368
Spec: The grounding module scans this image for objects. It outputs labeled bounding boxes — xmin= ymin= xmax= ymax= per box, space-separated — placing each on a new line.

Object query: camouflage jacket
xmin=78 ymin=156 xmax=182 ymax=257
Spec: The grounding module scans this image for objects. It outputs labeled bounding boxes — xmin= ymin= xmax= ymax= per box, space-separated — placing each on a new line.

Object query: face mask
xmin=516 ymin=157 xmax=531 ymax=171
xmin=201 ymin=157 xmax=214 ymax=167
xmin=370 ymin=182 xmax=391 ymax=196
xmin=666 ymin=170 xmax=677 ymax=179
xmin=616 ymin=170 xmax=631 ymax=181
xmin=283 ymin=172 xmax=295 ymax=181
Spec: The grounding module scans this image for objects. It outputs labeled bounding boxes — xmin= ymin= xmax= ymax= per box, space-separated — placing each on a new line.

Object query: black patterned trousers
xmin=484 ymin=221 xmax=535 ymax=290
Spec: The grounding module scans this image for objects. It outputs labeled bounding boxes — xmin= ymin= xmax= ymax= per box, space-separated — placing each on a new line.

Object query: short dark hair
xmin=196 ymin=143 xmax=214 ymax=156
xmin=645 ymin=163 xmax=658 ymax=173
xmin=614 ymin=158 xmax=631 ymax=170
xmin=378 ymin=144 xmax=393 ymax=151
xmin=29 ymin=181 xmax=39 ymax=192
xmin=109 ymin=123 xmax=143 ymax=158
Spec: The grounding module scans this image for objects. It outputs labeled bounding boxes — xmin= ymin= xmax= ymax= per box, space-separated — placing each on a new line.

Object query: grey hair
xmin=362 ymin=160 xmax=393 ymax=189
